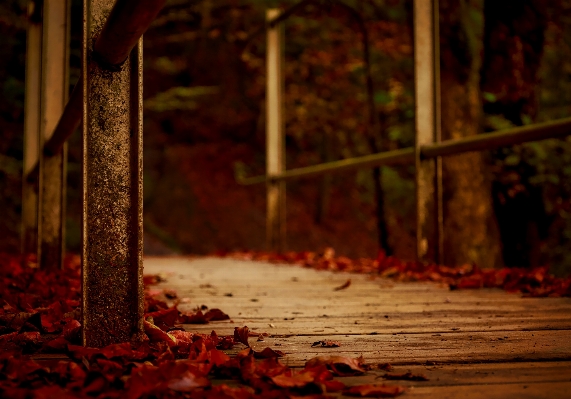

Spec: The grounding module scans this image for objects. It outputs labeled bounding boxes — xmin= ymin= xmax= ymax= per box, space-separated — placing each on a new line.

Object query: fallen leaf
xmin=205 ymin=308 xmax=230 ymax=321
xmin=144 ymin=320 xmax=177 ymax=346
xmin=234 ymin=326 xmax=250 ymax=347
xmin=146 ymin=307 xmax=179 ymax=330
xmin=253 ymin=347 xmax=285 ymax=359
xmin=167 ymin=370 xmax=210 ymax=392
xmin=305 ymin=355 xmax=367 ymax=376
xmin=270 ymin=371 xmax=315 ymax=388
xmin=311 ymin=340 xmax=340 ymax=348
xmin=334 ymin=279 xmax=351 ymax=291
xmin=62 ymin=319 xmax=81 ymax=342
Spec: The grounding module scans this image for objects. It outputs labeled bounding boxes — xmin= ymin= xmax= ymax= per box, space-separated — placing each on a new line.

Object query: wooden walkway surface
xmin=145 ymin=256 xmax=571 ymax=399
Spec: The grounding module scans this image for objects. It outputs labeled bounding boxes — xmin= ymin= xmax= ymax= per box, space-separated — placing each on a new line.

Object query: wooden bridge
xmin=18 ymin=1 xmax=571 ymax=397
xmin=142 ymin=256 xmax=571 ymax=398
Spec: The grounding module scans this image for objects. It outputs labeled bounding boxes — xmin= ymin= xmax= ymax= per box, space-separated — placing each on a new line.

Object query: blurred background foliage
xmin=0 ymin=0 xmax=570 ymax=275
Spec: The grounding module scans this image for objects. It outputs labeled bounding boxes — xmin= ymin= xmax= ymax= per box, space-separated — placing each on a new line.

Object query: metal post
xmin=414 ymin=0 xmax=443 ymax=263
xmin=38 ymin=0 xmax=70 ymax=269
xmin=266 ymin=9 xmax=286 ymax=252
xmin=22 ymin=1 xmax=42 ymax=256
xmin=82 ymin=0 xmax=144 ymax=347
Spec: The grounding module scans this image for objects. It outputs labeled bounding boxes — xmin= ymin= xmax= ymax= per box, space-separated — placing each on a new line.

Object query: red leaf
xmin=167 ymin=370 xmax=210 ymax=392
xmin=143 ymin=274 xmax=163 ymax=286
xmin=305 ymin=355 xmax=366 ymax=376
xmin=52 ymin=360 xmax=87 ymax=381
xmin=344 ymin=384 xmax=406 ymax=397
xmin=271 ymin=371 xmax=315 ymax=388
xmin=42 ymin=336 xmax=70 ymax=352
xmin=234 ymin=326 xmax=250 ymax=347
xmin=323 ymin=379 xmax=346 ymax=392
xmin=67 ymin=344 xmax=102 ymax=361
xmin=254 ymin=347 xmax=285 ymax=359
xmin=144 ymin=320 xmax=177 ymax=347
xmin=100 ymin=342 xmax=147 ymax=361
xmin=205 ymin=308 xmax=230 ymax=321
xmin=209 ymin=348 xmax=230 ymax=366
xmin=146 ymin=306 xmax=179 ymax=330
xmin=62 ymin=319 xmax=81 ymax=342
xmin=179 ymin=310 xmax=208 ymax=324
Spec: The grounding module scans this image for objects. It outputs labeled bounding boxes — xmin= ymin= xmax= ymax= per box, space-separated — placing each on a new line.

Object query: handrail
xmin=42 ymin=0 xmax=166 ymax=158
xmin=237 ymin=116 xmax=571 ymax=184
xmin=237 ymin=148 xmax=415 ymax=185
xmin=422 ymin=116 xmax=571 ymax=159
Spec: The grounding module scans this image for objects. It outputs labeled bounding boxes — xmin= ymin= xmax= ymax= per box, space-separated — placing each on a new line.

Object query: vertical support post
xmin=22 ymin=1 xmax=42 ymax=256
xmin=266 ymin=9 xmax=286 ymax=252
xmin=414 ymin=0 xmax=443 ymax=263
xmin=38 ymin=0 xmax=70 ymax=269
xmin=82 ymin=0 xmax=144 ymax=347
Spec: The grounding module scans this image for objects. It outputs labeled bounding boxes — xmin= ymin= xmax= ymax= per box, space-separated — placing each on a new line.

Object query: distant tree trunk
xmin=481 ymin=0 xmax=552 ymax=267
xmin=439 ymin=0 xmax=503 ymax=268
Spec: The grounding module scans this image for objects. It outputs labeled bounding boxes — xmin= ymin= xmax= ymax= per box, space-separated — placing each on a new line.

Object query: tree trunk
xmin=439 ymin=0 xmax=503 ymax=268
xmin=481 ymin=0 xmax=551 ymax=267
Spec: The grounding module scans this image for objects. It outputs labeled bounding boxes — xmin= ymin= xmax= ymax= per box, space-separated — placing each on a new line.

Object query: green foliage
xmin=145 ymin=86 xmax=218 ymax=112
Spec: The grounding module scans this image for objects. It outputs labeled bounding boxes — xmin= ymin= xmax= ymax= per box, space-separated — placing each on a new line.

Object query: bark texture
xmin=482 ymin=0 xmax=552 ymax=267
xmin=439 ymin=0 xmax=503 ymax=268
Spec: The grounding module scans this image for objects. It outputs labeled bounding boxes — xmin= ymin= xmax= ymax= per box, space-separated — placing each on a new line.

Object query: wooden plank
xmin=405 ymin=381 xmax=571 ymax=399
xmin=184 ymin=315 xmax=571 ymax=336
xmin=144 ymin=257 xmax=571 ymax=367
xmin=145 ymin=258 xmax=571 ymax=319
xmin=335 ymin=361 xmax=571 ymax=387
xmin=179 ymin=329 xmax=571 ymax=366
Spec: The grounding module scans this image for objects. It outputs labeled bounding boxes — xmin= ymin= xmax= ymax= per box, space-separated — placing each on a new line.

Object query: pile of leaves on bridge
xmin=0 ymin=253 xmax=406 ymax=398
xmin=222 ymin=247 xmax=571 ymax=298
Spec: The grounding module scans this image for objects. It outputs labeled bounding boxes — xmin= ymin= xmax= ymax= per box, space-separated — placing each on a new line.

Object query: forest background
xmin=0 ymin=0 xmax=570 ymax=275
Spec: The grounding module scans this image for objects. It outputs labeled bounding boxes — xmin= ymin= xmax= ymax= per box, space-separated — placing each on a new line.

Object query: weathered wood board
xmin=144 ymin=256 xmax=571 ymax=398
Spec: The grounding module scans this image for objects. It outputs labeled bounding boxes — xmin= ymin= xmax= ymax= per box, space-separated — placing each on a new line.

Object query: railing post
xmin=414 ymin=0 xmax=443 ymax=263
xmin=82 ymin=0 xmax=145 ymax=346
xmin=22 ymin=1 xmax=42 ymax=256
xmin=37 ymin=0 xmax=71 ymax=269
xmin=266 ymin=9 xmax=286 ymax=252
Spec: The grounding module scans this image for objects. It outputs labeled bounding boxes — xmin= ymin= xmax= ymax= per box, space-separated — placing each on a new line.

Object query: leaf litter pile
xmin=223 ymin=248 xmax=571 ymax=298
xmin=0 ymin=253 xmax=406 ymax=398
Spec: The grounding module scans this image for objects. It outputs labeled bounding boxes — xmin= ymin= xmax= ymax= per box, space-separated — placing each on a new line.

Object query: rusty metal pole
xmin=38 ymin=0 xmax=71 ymax=269
xmin=22 ymin=1 xmax=42 ymax=256
xmin=82 ymin=0 xmax=145 ymax=347
xmin=414 ymin=0 xmax=443 ymax=263
xmin=266 ymin=9 xmax=286 ymax=252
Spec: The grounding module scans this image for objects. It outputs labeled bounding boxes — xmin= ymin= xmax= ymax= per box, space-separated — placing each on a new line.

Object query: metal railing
xmin=237 ymin=117 xmax=571 ymax=185
xmin=22 ymin=0 xmax=165 ymax=347
xmin=20 ymin=0 xmax=571 ymax=346
xmin=236 ymin=2 xmax=571 ymax=264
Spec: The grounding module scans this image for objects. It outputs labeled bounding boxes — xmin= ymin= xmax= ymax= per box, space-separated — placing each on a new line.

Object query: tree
xmin=439 ymin=0 xmax=503 ymax=268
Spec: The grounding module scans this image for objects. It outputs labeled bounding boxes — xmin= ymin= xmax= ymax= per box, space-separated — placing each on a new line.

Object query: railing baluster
xmin=414 ymin=0 xmax=442 ymax=263
xmin=266 ymin=9 xmax=286 ymax=252
xmin=22 ymin=1 xmax=42 ymax=257
xmin=82 ymin=0 xmax=145 ymax=347
xmin=38 ymin=0 xmax=71 ymax=269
